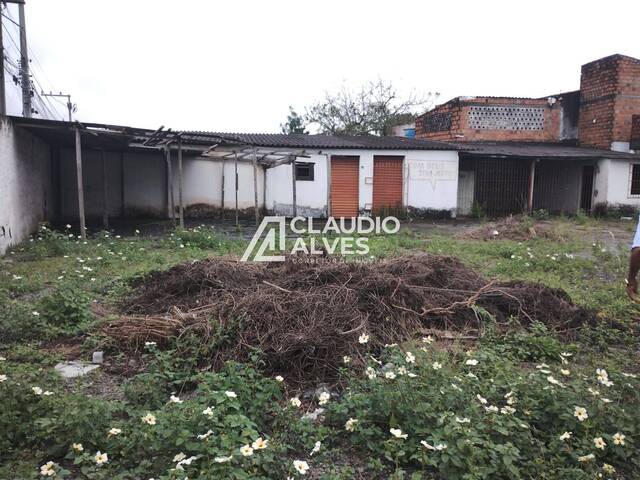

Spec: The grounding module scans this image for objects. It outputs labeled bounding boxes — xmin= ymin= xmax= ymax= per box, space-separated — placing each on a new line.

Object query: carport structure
xmin=8 ymin=116 xmax=308 ymax=237
xmin=455 ymin=141 xmax=640 ymax=216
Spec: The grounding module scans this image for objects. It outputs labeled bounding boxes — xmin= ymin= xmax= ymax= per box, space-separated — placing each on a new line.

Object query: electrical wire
xmin=1 ymin=5 xmax=69 ymax=119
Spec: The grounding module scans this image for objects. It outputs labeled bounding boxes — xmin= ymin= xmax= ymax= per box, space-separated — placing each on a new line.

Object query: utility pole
xmin=42 ymin=91 xmax=75 ymax=121
xmin=0 ymin=6 xmax=6 ymax=116
xmin=2 ymin=0 xmax=33 ymax=117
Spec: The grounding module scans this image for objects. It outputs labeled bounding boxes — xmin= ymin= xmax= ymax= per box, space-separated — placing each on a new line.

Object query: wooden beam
xmin=527 ymin=158 xmax=536 ymax=213
xmin=74 ymin=127 xmax=86 ymax=239
xmin=177 ymin=138 xmax=184 ymax=228
xmin=234 ymin=151 xmax=239 ymax=227
xmin=101 ymin=150 xmax=109 ymax=230
xmin=291 ymin=156 xmax=297 ymax=217
xmin=220 ymin=156 xmax=225 ymax=219
xmin=253 ymin=148 xmax=260 ymax=226
xmin=166 ymin=147 xmax=176 ymax=225
xmin=120 ymin=152 xmax=125 ymax=218
xmin=262 ymin=165 xmax=267 ymax=215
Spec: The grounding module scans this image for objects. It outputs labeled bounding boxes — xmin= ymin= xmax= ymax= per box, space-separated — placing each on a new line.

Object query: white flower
xmin=476 ymin=394 xmax=487 ymax=404
xmin=240 ymin=444 xmax=254 ymax=456
xmin=588 ymin=387 xmax=601 ymax=396
xmin=560 ymin=369 xmax=570 ymax=376
xmin=169 ymin=393 xmax=183 ymax=404
xmin=318 ymin=392 xmax=331 ymax=405
xmin=577 ymin=453 xmax=595 ymax=463
xmin=197 ymin=429 xmax=214 ymax=440
xmin=176 ymin=456 xmax=197 ymax=470
xmin=202 ymin=406 xmax=214 ymax=417
xmin=94 ymin=451 xmax=108 ymax=465
xmin=214 ymin=455 xmax=233 ymax=463
xmin=108 ymin=427 xmax=122 ymax=436
xmin=613 ymin=432 xmax=626 ymax=446
xmin=465 ymin=359 xmax=478 ymax=366
xmin=252 ymin=437 xmax=268 ymax=450
xmin=43 ymin=391 xmax=53 ymax=396
xmin=420 ymin=440 xmax=447 ymax=451
xmin=32 ymin=386 xmax=43 ymax=395
xmin=455 ymin=416 xmax=470 ymax=424
xmin=405 ymin=352 xmax=415 ymax=364
xmin=72 ymin=442 xmax=84 ymax=452
xmin=290 ymin=397 xmax=302 ymax=408
xmin=485 ymin=405 xmax=499 ymax=413
xmin=310 ymin=441 xmax=321 ymax=456
xmin=593 ymin=437 xmax=606 ymax=450
xmin=574 ymin=406 xmax=588 ymax=422
xmin=342 ymin=356 xmax=351 ymax=364
xmin=345 ymin=418 xmax=358 ymax=431
xmin=384 ymin=371 xmax=396 ymax=379
xmin=144 ymin=341 xmax=156 ymax=347
xmin=32 ymin=311 xmax=40 ymax=316
xmin=559 ymin=431 xmax=572 ymax=441
xmin=432 ymin=361 xmax=442 ymax=370
xmin=275 ymin=375 xmax=284 ymax=382
xmin=173 ymin=452 xmax=187 ymax=462
xmin=358 ymin=333 xmax=369 ymax=344
xmin=397 ymin=366 xmax=407 ymax=376
xmin=365 ymin=367 xmax=377 ymax=379
xmin=390 ymin=428 xmax=408 ymax=439
xmin=603 ymin=463 xmax=616 ymax=475
xmin=0 ymin=356 xmax=5 ymax=361
xmin=0 ymin=374 xmax=7 ymax=382
xmin=546 ymin=376 xmax=564 ymax=387
xmin=293 ymin=460 xmax=310 ymax=475
xmin=225 ymin=391 xmax=237 ymax=398
xmin=40 ymin=461 xmax=56 ymax=477
xmin=501 ymin=406 xmax=516 ymax=415
xmin=141 ymin=413 xmax=157 ymax=425
xmin=596 ymin=368 xmax=613 ymax=386
xmin=422 ymin=335 xmax=434 ymax=344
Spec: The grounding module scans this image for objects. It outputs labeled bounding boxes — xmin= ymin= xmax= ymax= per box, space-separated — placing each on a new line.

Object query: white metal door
xmin=457 ymin=170 xmax=475 ymax=216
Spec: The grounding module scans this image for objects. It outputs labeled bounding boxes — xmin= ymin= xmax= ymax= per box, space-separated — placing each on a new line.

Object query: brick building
xmin=412 ymin=54 xmax=640 ymax=216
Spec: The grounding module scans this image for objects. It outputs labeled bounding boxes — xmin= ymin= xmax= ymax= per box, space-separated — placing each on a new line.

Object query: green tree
xmin=305 ymin=80 xmax=438 ymax=136
xmin=280 ymin=107 xmax=308 ymax=134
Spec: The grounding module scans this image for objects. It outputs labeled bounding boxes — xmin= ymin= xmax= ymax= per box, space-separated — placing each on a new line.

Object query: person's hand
xmin=626 ymin=278 xmax=639 ymax=302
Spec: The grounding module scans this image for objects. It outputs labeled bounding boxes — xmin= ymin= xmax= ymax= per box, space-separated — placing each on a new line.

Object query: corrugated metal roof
xmin=175 ymin=131 xmax=456 ymax=150
xmin=456 ymin=141 xmax=640 ymax=160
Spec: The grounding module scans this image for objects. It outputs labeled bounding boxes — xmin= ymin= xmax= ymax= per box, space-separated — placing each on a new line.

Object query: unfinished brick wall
xmin=631 ymin=115 xmax=640 ymax=150
xmin=415 ymin=97 xmax=562 ymax=142
xmin=578 ymin=54 xmax=640 ymax=149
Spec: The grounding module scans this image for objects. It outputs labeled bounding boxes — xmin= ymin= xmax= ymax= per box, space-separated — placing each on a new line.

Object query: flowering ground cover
xmin=0 ymin=218 xmax=638 ymax=479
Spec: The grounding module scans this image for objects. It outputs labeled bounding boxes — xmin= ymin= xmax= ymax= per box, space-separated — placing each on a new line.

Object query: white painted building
xmin=2 ymin=115 xmax=640 ymax=256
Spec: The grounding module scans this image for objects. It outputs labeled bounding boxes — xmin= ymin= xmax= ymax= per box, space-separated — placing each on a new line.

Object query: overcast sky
xmin=2 ymin=0 xmax=639 ymax=133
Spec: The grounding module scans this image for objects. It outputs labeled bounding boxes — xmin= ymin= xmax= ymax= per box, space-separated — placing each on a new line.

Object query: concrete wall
xmin=595 ymin=157 xmax=640 ymax=207
xmin=266 ymin=149 xmax=459 ymax=217
xmin=0 ymin=118 xmax=53 ymax=255
xmin=58 ymin=150 xmax=265 ymax=220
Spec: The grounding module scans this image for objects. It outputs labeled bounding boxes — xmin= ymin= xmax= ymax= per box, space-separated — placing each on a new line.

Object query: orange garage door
xmin=330 ymin=156 xmax=359 ymax=217
xmin=373 ymin=156 xmax=403 ymax=214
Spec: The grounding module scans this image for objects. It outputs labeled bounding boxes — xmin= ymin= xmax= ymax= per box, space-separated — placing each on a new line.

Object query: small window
xmin=295 ymin=162 xmax=314 ymax=181
xmin=631 ymin=164 xmax=640 ymax=195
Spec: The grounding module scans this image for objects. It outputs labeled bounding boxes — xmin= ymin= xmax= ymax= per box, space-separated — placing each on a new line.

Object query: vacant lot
xmin=1 ymin=217 xmax=639 ymax=479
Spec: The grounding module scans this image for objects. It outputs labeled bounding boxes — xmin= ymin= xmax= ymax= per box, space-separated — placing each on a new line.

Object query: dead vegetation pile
xmin=102 ymin=255 xmax=597 ymax=383
xmin=458 ymin=215 xmax=565 ymax=241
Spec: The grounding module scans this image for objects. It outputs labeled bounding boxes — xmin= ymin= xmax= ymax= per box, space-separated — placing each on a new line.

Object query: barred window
xmin=630 ymin=164 xmax=640 ymax=195
xmin=295 ymin=162 xmax=314 ymax=181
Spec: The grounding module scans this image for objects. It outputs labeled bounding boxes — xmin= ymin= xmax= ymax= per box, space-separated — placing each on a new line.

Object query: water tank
xmin=403 ymin=127 xmax=416 ymax=138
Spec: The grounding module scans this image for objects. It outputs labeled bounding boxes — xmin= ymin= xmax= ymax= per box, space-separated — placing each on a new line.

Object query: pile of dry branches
xmin=102 ymin=255 xmax=597 ymax=383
